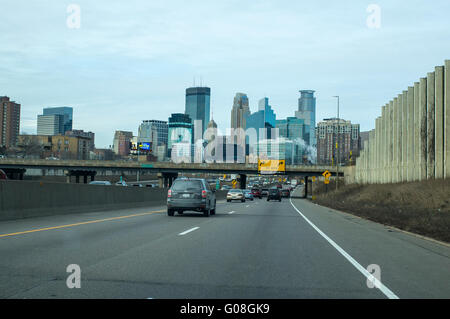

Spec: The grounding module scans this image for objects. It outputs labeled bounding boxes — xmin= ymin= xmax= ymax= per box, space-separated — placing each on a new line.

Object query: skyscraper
xmin=43 ymin=107 xmax=73 ymax=133
xmin=168 ymin=113 xmax=193 ymax=159
xmin=246 ymin=97 xmax=276 ymax=141
xmin=0 ymin=96 xmax=21 ymax=148
xmin=276 ymin=117 xmax=306 ymax=164
xmin=230 ymin=93 xmax=250 ymax=131
xmin=185 ymin=87 xmax=210 ymax=141
xmin=295 ymin=90 xmax=316 ymax=147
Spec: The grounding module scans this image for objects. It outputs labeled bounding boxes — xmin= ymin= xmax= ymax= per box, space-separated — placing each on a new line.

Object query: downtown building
xmin=168 ymin=113 xmax=193 ymax=161
xmin=275 ymin=117 xmax=307 ymax=164
xmin=295 ymin=90 xmax=316 ymax=148
xmin=0 ymin=96 xmax=21 ymax=148
xmin=37 ymin=107 xmax=73 ymax=135
xmin=138 ymin=120 xmax=168 ymax=147
xmin=315 ymin=118 xmax=361 ymax=166
xmin=185 ymin=87 xmax=210 ymax=141
xmin=112 ymin=131 xmax=134 ymax=157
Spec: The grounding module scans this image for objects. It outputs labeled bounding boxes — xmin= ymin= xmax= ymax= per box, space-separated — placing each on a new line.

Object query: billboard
xmin=138 ymin=142 xmax=152 ymax=151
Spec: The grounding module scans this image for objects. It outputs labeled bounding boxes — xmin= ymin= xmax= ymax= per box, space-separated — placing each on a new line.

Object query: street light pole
xmin=333 ymin=96 xmax=340 ymax=190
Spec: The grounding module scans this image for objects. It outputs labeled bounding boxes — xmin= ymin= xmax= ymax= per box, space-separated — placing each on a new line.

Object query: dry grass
xmin=312 ymin=179 xmax=450 ymax=243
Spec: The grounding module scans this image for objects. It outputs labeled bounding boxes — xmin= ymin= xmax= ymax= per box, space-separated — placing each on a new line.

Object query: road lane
xmin=289 ymin=188 xmax=450 ymax=298
xmin=0 ymin=191 xmax=449 ymax=299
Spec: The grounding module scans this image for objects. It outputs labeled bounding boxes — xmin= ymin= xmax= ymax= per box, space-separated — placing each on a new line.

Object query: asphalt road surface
xmin=0 ymin=187 xmax=449 ymax=299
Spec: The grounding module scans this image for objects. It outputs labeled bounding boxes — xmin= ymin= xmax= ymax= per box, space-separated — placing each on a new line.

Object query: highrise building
xmin=185 ymin=87 xmax=210 ymax=141
xmin=138 ymin=120 xmax=168 ymax=147
xmin=0 ymin=96 xmax=21 ymax=148
xmin=275 ymin=117 xmax=307 ymax=164
xmin=42 ymin=107 xmax=73 ymax=133
xmin=295 ymin=90 xmax=316 ymax=147
xmin=245 ymin=97 xmax=276 ymax=143
xmin=316 ymin=118 xmax=361 ymax=165
xmin=168 ymin=113 xmax=193 ymax=159
xmin=230 ymin=93 xmax=250 ymax=131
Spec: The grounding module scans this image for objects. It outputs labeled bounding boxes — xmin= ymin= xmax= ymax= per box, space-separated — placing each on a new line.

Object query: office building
xmin=295 ymin=90 xmax=316 ymax=147
xmin=138 ymin=120 xmax=168 ymax=146
xmin=245 ymin=97 xmax=276 ymax=143
xmin=0 ymin=96 xmax=21 ymax=148
xmin=112 ymin=131 xmax=133 ymax=156
xmin=275 ymin=117 xmax=307 ymax=164
xmin=168 ymin=113 xmax=193 ymax=159
xmin=37 ymin=114 xmax=64 ymax=136
xmin=316 ymin=118 xmax=361 ymax=165
xmin=42 ymin=107 xmax=73 ymax=133
xmin=185 ymin=87 xmax=210 ymax=140
xmin=230 ymin=93 xmax=250 ymax=131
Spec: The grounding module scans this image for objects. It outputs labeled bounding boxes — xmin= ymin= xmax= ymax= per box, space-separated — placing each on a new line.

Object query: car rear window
xmin=171 ymin=180 xmax=203 ymax=191
xmin=229 ymin=189 xmax=242 ymax=193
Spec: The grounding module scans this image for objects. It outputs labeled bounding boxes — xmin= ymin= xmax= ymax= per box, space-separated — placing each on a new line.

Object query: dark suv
xmin=167 ymin=178 xmax=216 ymax=217
xmin=267 ymin=187 xmax=282 ymax=202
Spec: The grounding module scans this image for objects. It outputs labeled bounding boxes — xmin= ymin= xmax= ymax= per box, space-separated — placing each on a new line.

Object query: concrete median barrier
xmin=0 ymin=180 xmax=229 ymax=221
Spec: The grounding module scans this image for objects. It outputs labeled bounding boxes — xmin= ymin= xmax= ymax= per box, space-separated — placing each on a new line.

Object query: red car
xmin=251 ymin=188 xmax=262 ymax=199
xmin=0 ymin=169 xmax=7 ymax=180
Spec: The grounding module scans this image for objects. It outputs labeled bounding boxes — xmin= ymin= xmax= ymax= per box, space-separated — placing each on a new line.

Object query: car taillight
xmin=168 ymin=189 xmax=172 ymax=198
xmin=202 ymin=190 xmax=207 ymax=198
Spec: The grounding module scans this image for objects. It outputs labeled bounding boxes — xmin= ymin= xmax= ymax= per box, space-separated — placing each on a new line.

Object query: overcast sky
xmin=1 ymin=0 xmax=449 ymax=148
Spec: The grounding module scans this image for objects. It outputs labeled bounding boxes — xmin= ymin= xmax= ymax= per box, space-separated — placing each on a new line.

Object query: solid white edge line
xmin=228 ymin=211 xmax=235 ymax=214
xmin=178 ymin=226 xmax=200 ymax=236
xmin=289 ymin=197 xmax=399 ymax=299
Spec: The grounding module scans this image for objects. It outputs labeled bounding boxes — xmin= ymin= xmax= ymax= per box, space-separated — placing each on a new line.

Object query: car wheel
xmin=227 ymin=200 xmax=230 ymax=202
xmin=211 ymin=201 xmax=216 ymax=215
xmin=167 ymin=209 xmax=174 ymax=216
xmin=279 ymin=198 xmax=282 ymax=202
xmin=203 ymin=208 xmax=210 ymax=217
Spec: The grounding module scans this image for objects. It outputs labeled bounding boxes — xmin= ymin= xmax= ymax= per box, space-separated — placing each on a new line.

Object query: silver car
xmin=227 ymin=189 xmax=245 ymax=202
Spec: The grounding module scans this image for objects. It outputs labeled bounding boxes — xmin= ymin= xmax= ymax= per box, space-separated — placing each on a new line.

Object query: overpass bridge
xmin=0 ymin=159 xmax=341 ymax=189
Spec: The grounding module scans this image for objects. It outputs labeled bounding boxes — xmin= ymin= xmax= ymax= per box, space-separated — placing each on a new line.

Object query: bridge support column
xmin=76 ymin=175 xmax=80 ymax=183
xmin=304 ymin=176 xmax=309 ymax=198
xmin=238 ymin=174 xmax=247 ymax=189
xmin=83 ymin=175 xmax=88 ymax=184
xmin=158 ymin=172 xmax=178 ymax=188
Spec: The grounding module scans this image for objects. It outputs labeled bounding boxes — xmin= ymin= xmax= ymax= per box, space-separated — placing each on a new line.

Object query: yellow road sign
xmin=324 ymin=179 xmax=330 ymax=185
xmin=312 ymin=176 xmax=316 ymax=182
xmin=232 ymin=179 xmax=237 ymax=188
xmin=322 ymin=170 xmax=331 ymax=179
xmin=258 ymin=159 xmax=286 ymax=174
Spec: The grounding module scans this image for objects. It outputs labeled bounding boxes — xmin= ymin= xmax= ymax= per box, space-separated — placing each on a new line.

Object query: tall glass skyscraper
xmin=276 ymin=117 xmax=306 ymax=164
xmin=245 ymin=97 xmax=276 ymax=142
xmin=295 ymin=90 xmax=316 ymax=147
xmin=168 ymin=113 xmax=193 ymax=158
xmin=43 ymin=107 xmax=73 ymax=134
xmin=185 ymin=87 xmax=210 ymax=140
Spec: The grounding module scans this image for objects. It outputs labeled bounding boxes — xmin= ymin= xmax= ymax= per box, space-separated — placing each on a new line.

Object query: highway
xmin=0 ymin=186 xmax=449 ymax=299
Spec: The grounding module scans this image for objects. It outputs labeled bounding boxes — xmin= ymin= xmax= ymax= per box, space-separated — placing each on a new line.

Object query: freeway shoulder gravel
xmin=0 ymin=189 xmax=449 ymax=299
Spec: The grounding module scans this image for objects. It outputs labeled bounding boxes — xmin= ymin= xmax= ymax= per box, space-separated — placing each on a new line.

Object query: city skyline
xmin=1 ymin=1 xmax=449 ymax=147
